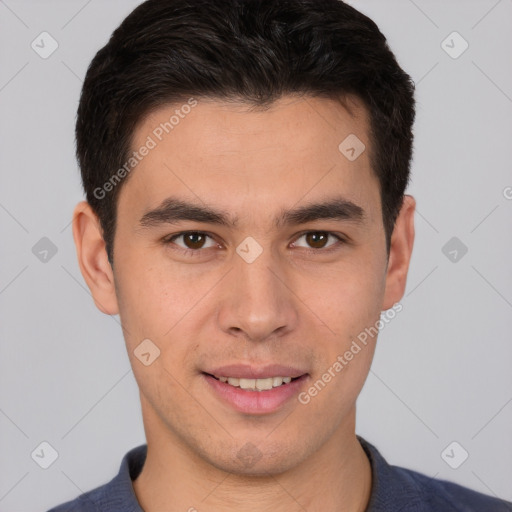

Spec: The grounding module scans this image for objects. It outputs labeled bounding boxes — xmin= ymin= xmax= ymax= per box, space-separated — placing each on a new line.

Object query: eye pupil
xmin=306 ymin=232 xmax=328 ymax=249
xmin=185 ymin=232 xmax=205 ymax=249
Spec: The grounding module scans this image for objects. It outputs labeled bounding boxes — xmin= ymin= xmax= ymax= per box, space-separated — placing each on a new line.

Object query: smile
xmin=203 ymin=371 xmax=309 ymax=414
xmin=211 ymin=375 xmax=295 ymax=391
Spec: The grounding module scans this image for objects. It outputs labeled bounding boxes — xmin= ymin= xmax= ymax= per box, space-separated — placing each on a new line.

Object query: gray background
xmin=0 ymin=0 xmax=511 ymax=510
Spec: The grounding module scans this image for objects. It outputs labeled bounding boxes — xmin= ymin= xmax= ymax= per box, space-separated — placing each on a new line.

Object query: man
xmin=48 ymin=0 xmax=512 ymax=510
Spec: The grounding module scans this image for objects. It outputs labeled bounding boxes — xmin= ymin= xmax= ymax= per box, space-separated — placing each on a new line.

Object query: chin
xmin=200 ymin=438 xmax=309 ymax=477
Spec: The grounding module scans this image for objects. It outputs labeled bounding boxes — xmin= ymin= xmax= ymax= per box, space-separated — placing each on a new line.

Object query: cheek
xmin=113 ymin=254 xmax=189 ymax=344
xmin=297 ymin=253 xmax=386 ymax=339
xmin=294 ymin=252 xmax=386 ymax=405
xmin=113 ymin=248 xmax=221 ymax=369
xmin=298 ymin=275 xmax=382 ymax=416
xmin=114 ymin=261 xmax=201 ymax=402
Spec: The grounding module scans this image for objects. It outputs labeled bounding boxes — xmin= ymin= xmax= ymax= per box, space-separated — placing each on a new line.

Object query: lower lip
xmin=203 ymin=374 xmax=308 ymax=415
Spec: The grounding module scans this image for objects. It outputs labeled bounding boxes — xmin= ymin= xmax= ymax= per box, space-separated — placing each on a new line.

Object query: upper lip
xmin=204 ymin=364 xmax=308 ymax=379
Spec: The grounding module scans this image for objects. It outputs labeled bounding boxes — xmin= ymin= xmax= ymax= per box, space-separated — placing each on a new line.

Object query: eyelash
xmin=162 ymin=231 xmax=347 ymax=257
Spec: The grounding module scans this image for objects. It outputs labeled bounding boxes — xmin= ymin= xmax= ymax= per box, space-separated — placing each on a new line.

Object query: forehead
xmin=119 ymin=94 xmax=381 ymax=228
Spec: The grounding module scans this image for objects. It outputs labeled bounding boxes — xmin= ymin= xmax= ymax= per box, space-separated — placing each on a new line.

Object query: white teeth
xmin=216 ymin=376 xmax=295 ymax=391
xmin=256 ymin=378 xmax=273 ymax=391
xmin=239 ymin=378 xmax=256 ymax=389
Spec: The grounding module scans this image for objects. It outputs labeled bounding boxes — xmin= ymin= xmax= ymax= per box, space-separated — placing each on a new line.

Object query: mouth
xmin=201 ymin=367 xmax=309 ymax=414
xmin=204 ymin=373 xmax=303 ymax=391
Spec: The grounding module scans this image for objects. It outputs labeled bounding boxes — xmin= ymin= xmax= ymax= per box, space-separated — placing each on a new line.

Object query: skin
xmin=72 ymin=94 xmax=415 ymax=512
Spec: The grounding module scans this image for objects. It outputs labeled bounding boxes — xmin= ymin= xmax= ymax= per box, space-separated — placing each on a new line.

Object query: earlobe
xmin=382 ymin=195 xmax=416 ymax=310
xmin=72 ymin=201 xmax=119 ymax=315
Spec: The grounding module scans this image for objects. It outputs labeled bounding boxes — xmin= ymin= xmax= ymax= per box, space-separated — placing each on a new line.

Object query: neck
xmin=133 ymin=404 xmax=372 ymax=512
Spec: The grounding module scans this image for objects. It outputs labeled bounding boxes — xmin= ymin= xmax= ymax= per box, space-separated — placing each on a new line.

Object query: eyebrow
xmin=138 ymin=195 xmax=366 ymax=230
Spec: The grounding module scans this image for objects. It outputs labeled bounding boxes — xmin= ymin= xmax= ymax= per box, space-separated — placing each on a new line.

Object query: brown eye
xmin=183 ymin=232 xmax=207 ymax=249
xmin=165 ymin=232 xmax=217 ymax=252
xmin=292 ymin=231 xmax=345 ymax=251
xmin=305 ymin=232 xmax=329 ymax=249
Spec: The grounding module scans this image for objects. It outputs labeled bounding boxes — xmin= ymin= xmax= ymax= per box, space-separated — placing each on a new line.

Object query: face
xmin=74 ymin=94 xmax=415 ymax=475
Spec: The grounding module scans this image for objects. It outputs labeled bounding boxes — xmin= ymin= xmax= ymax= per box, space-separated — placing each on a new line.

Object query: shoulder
xmin=48 ymin=487 xmax=101 ymax=512
xmin=46 ymin=483 xmax=107 ymax=512
xmin=393 ymin=465 xmax=512 ymax=511
xmin=45 ymin=470 xmax=137 ymax=512
xmin=358 ymin=436 xmax=512 ymax=512
xmin=46 ymin=444 xmax=147 ymax=512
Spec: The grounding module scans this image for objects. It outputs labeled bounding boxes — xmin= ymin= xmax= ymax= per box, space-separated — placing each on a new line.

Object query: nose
xmin=216 ymin=246 xmax=299 ymax=343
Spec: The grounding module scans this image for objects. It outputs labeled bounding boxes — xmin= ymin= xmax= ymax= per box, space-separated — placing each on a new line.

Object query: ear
xmin=72 ymin=201 xmax=119 ymax=315
xmin=382 ymin=194 xmax=416 ymax=310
